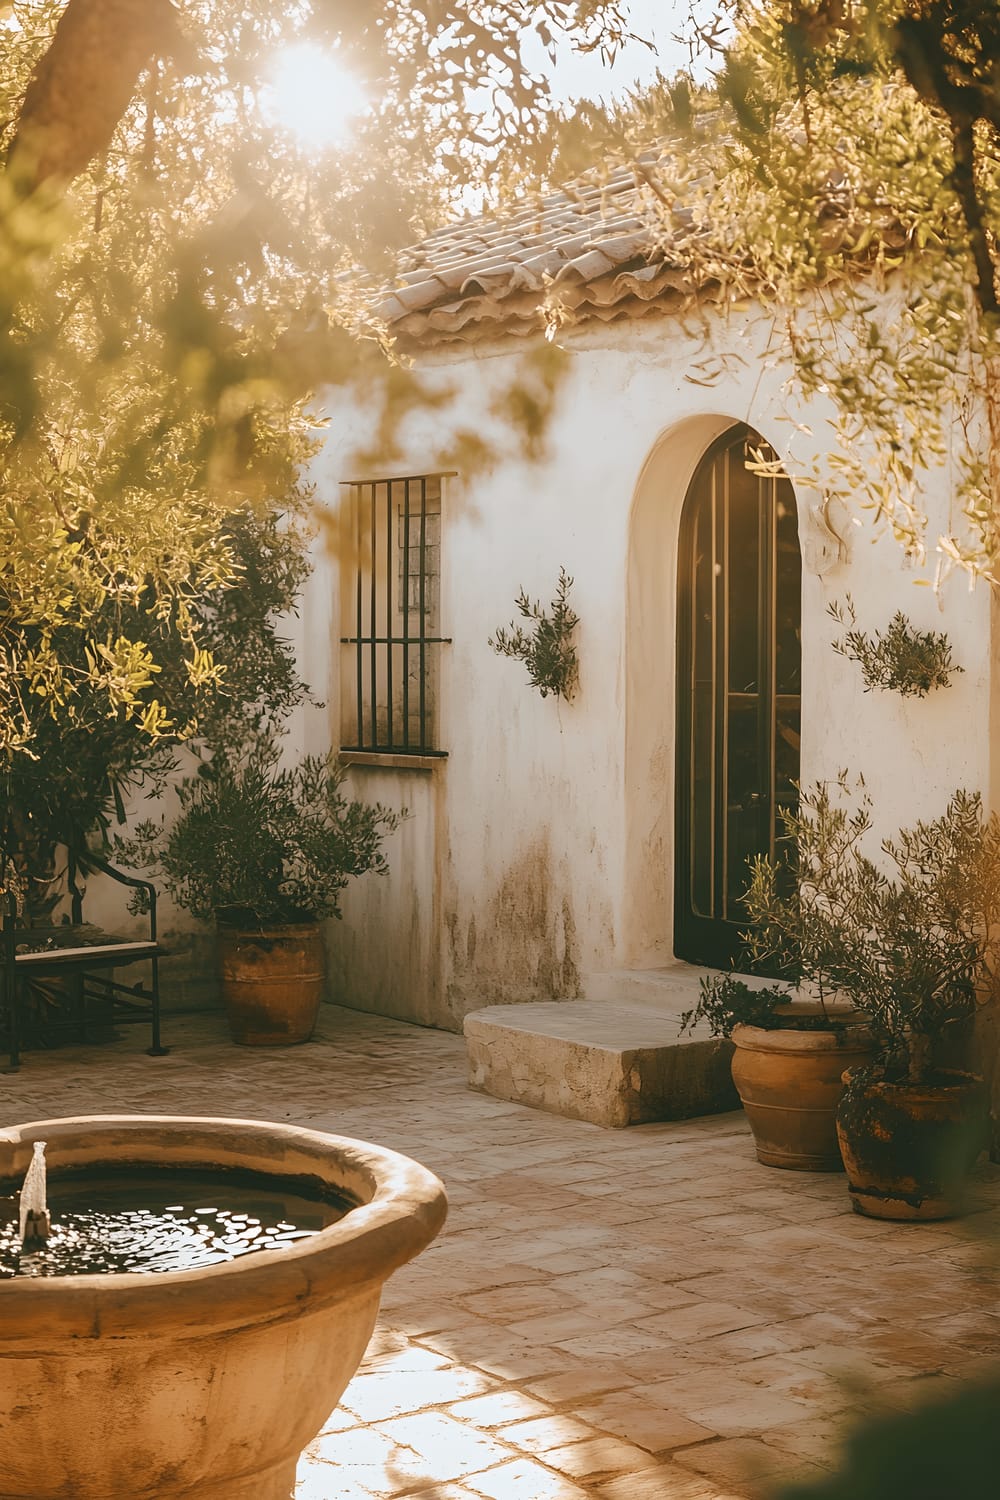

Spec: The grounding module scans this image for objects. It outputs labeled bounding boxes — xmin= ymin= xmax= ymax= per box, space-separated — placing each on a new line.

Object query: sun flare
xmin=265 ymin=43 xmax=368 ymax=151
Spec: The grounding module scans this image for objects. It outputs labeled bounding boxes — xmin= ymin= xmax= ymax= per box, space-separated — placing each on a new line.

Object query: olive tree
xmin=646 ymin=2 xmax=1000 ymax=581
xmin=0 ymin=0 xmax=640 ymax=906
xmin=0 ymin=0 xmax=635 ymax=760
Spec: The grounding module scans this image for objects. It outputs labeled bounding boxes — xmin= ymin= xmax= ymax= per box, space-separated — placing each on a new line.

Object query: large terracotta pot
xmin=0 ymin=1114 xmax=447 ymax=1500
xmin=217 ymin=922 xmax=324 ymax=1046
xmin=836 ymin=1068 xmax=988 ymax=1220
xmin=731 ymin=1011 xmax=875 ymax=1170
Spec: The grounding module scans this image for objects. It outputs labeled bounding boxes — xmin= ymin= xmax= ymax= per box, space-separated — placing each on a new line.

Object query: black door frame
xmin=674 ymin=425 xmax=802 ymax=969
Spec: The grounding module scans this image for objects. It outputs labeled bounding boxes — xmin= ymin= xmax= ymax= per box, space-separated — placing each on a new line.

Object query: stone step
xmin=581 ymin=963 xmax=786 ymax=1011
xmin=463 ymin=999 xmax=738 ymax=1130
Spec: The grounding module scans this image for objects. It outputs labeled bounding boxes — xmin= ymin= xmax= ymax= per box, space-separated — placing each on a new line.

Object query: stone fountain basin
xmin=0 ymin=1115 xmax=448 ymax=1500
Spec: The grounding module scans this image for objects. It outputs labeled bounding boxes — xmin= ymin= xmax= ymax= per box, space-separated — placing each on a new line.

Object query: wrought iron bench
xmin=0 ymin=854 xmax=168 ymax=1071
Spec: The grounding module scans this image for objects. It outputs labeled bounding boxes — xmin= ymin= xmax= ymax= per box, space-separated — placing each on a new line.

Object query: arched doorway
xmin=674 ymin=426 xmax=802 ymax=969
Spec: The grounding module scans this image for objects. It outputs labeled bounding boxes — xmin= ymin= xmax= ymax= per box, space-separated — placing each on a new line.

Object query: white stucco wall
xmin=310 ymin=296 xmax=998 ymax=1031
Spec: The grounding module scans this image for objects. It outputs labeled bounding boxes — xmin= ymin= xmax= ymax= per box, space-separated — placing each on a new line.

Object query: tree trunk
xmin=907 ymin=1028 xmax=933 ymax=1086
xmin=6 ymin=0 xmax=189 ymax=192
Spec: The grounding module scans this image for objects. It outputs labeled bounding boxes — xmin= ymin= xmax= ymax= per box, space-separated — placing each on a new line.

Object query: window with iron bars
xmin=339 ymin=473 xmax=451 ymax=755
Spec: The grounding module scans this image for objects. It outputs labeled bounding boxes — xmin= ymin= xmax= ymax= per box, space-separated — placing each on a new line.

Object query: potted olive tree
xmin=683 ymin=981 xmax=876 ymax=1173
xmin=831 ymin=788 xmax=1000 ymax=1220
xmin=700 ymin=779 xmax=1000 ymax=1210
xmin=682 ymin=781 xmax=876 ymax=1171
xmin=119 ymin=733 xmax=401 ymax=1045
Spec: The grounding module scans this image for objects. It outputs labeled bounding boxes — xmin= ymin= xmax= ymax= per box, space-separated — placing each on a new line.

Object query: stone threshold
xmin=464 ymin=988 xmax=738 ymax=1129
xmin=581 ymin=961 xmax=785 ymax=1010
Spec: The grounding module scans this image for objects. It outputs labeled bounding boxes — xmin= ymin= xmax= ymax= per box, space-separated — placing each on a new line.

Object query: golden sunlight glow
xmin=264 ymin=43 xmax=368 ymax=151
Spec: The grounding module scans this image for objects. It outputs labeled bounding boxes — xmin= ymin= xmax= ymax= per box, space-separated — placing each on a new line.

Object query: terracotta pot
xmin=217 ymin=922 xmax=324 ymax=1046
xmin=0 ymin=1114 xmax=447 ymax=1500
xmin=731 ymin=1011 xmax=875 ymax=1170
xmin=836 ymin=1068 xmax=988 ymax=1220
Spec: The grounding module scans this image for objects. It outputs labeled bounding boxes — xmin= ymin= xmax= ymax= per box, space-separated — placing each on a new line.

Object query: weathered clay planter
xmin=0 ymin=1115 xmax=447 ymax=1500
xmin=217 ymin=922 xmax=325 ymax=1045
xmin=731 ymin=1010 xmax=875 ymax=1170
xmin=836 ymin=1068 xmax=987 ymax=1220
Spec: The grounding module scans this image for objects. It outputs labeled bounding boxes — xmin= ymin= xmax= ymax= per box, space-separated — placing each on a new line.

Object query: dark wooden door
xmin=674 ymin=427 xmax=801 ymax=969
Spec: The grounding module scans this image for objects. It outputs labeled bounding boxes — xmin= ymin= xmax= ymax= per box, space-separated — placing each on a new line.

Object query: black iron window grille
xmin=339 ymin=472 xmax=452 ymax=755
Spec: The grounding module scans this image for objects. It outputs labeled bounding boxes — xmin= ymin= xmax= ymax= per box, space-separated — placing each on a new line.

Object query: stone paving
xmin=3 ymin=1006 xmax=1000 ymax=1500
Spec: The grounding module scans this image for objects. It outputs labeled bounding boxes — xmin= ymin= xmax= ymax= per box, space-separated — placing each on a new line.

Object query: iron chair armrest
xmin=88 ymin=856 xmax=159 ymax=942
xmin=69 ymin=853 xmax=159 ymax=943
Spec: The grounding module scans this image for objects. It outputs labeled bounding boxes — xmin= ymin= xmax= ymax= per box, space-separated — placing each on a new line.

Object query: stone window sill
xmin=339 ymin=751 xmax=446 ymax=772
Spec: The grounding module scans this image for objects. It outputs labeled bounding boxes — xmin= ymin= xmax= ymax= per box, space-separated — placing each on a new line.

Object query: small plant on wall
xmin=489 ymin=567 xmax=579 ymax=701
xmin=828 ymin=595 xmax=962 ymax=698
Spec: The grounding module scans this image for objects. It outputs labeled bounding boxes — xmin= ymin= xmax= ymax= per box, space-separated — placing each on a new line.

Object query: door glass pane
xmin=726 ymin=458 xmax=760 ymax=696
xmin=774 ymin=479 xmax=801 ymax=697
xmin=725 ymin=698 xmax=763 ymax=919
xmin=773 ymin=477 xmax=802 ymax=846
xmin=690 ymin=482 xmax=715 ymax=917
xmin=725 ymin=455 xmax=761 ymax=919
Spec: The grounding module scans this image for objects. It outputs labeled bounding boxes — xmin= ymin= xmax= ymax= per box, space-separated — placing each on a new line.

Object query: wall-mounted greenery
xmin=489 ymin=567 xmax=579 ymax=701
xmin=828 ymin=596 xmax=962 ymax=699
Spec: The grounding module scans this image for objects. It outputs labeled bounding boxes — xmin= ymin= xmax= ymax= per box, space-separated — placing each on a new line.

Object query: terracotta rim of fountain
xmin=0 ymin=1115 xmax=448 ymax=1344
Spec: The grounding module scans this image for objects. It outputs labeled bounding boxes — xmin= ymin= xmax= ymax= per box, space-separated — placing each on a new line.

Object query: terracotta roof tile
xmin=376 ymin=143 xmax=707 ymax=348
xmin=514 ymin=248 xmax=567 ymax=279
xmin=375 ymin=126 xmax=881 ymax=349
xmin=557 ymin=247 xmax=620 ymax=282
xmin=390 ymin=277 xmax=452 ymax=312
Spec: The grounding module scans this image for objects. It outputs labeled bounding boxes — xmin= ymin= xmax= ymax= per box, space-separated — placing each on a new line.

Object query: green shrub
xmin=829 ymin=596 xmax=961 ymax=697
xmin=118 ymin=734 xmax=401 ymax=927
xmin=489 ymin=567 xmax=579 ymax=700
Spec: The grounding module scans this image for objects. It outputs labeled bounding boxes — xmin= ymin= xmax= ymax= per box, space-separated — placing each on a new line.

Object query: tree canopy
xmin=638 ymin=2 xmax=1000 ymax=580
xmin=8 ymin=0 xmax=999 ymax=790
xmin=0 ymin=0 xmax=634 ymax=774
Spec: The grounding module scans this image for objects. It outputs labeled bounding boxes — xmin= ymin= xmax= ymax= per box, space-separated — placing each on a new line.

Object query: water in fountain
xmin=1 ymin=1162 xmax=354 ymax=1278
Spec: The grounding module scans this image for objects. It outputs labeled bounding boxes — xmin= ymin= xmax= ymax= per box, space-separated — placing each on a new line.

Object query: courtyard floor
xmin=3 ymin=1006 xmax=1000 ymax=1500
